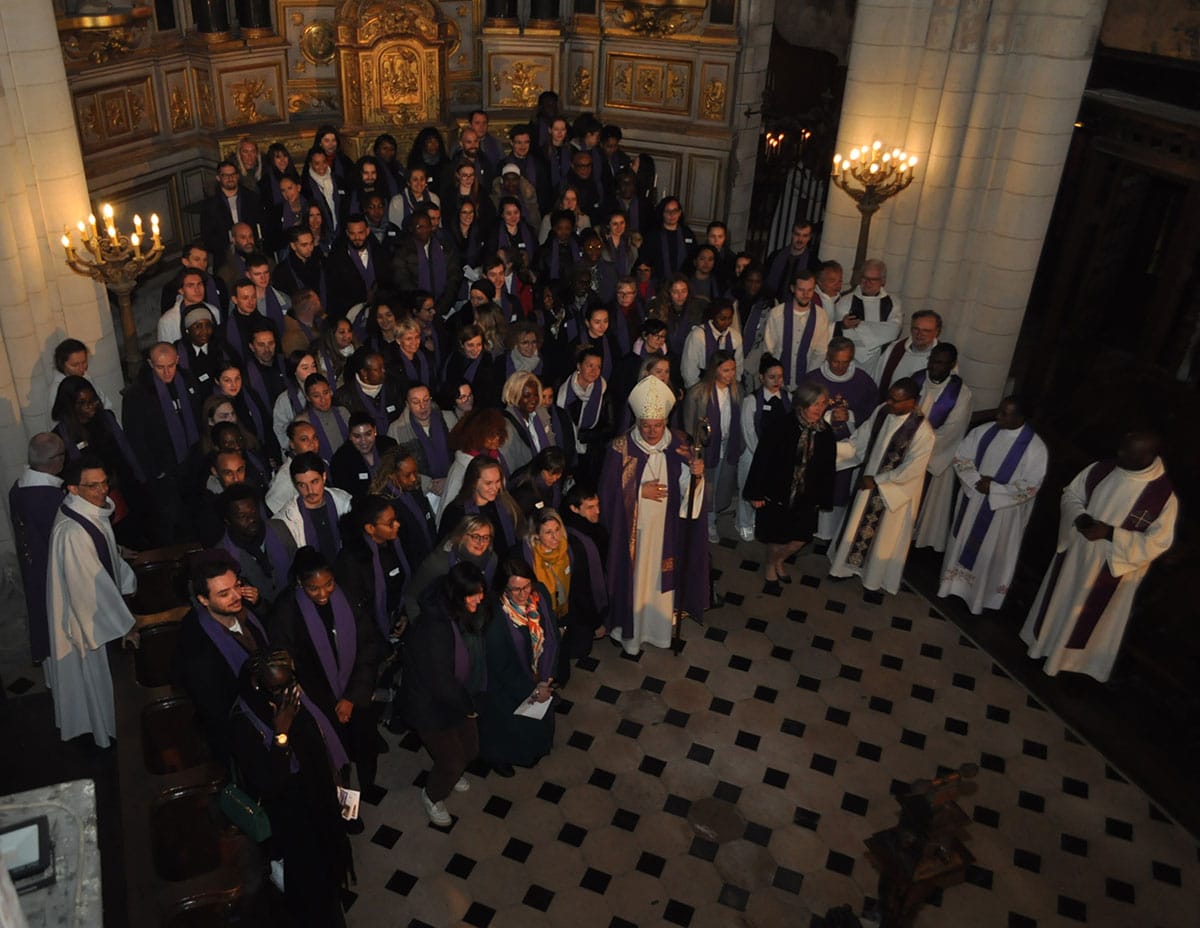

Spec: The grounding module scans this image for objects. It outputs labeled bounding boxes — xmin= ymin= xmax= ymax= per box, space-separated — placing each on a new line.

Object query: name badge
xmin=388 ymin=567 xmax=401 ymax=577
xmin=198 ymin=373 xmax=210 ymax=382
xmin=358 ymin=472 xmax=369 ymax=480
xmin=77 ymin=440 xmax=89 ymax=450
xmin=386 ymin=405 xmax=396 ymax=413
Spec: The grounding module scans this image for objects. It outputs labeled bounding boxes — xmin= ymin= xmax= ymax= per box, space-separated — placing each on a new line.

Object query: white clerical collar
xmin=907 ymin=338 xmax=936 ymax=355
xmin=18 ymin=467 xmax=63 ymax=489
xmin=1121 ymin=457 xmax=1164 ymax=482
xmin=357 ymin=375 xmax=383 ymax=398
xmin=818 ymin=288 xmax=839 ymax=306
xmin=64 ymin=491 xmax=114 ymax=520
xmin=856 ymin=287 xmax=889 ymax=300
xmin=632 ymin=428 xmax=670 ymax=454
xmin=820 ymin=361 xmax=857 ymax=383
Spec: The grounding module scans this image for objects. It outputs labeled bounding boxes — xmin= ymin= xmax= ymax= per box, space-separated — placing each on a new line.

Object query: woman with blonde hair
xmin=498 ymin=371 xmax=556 ymax=474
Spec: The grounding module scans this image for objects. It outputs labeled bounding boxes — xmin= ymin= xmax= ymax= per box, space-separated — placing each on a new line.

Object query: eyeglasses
xmin=78 ymin=479 xmax=109 ymax=489
xmin=507 ymin=582 xmax=533 ymax=595
xmin=466 ymin=532 xmax=493 ymax=544
xmin=218 ymin=171 xmax=239 ymax=179
xmin=862 ymin=275 xmax=883 ymax=283
xmin=457 ymin=393 xmax=473 ymax=401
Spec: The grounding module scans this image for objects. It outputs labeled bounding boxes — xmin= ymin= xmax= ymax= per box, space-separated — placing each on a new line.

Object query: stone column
xmin=725 ymin=0 xmax=778 ymax=250
xmin=822 ymin=0 xmax=1105 ymax=407
xmin=0 ymin=0 xmax=123 ymax=552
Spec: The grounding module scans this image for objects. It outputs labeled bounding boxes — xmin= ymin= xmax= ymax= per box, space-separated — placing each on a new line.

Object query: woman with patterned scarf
xmin=478 ymin=557 xmax=559 ymax=776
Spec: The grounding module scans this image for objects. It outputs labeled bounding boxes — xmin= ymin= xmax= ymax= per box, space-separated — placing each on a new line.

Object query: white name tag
xmin=358 ymin=472 xmax=369 ymax=480
xmin=77 ymin=440 xmax=89 ymax=450
xmin=388 ymin=567 xmax=401 ymax=577
xmin=198 ymin=373 xmax=210 ymax=382
xmin=386 ymin=405 xmax=396 ymax=413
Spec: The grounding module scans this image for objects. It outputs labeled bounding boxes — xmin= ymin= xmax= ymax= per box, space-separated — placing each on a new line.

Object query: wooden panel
xmin=73 ymin=75 xmax=158 ymax=154
xmin=683 ymin=153 xmax=725 ymax=225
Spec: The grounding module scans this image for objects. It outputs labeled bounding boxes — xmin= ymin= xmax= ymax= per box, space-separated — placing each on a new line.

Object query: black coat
xmin=123 ymin=367 xmax=202 ymax=479
xmin=743 ymin=416 xmax=837 ymax=512
xmin=324 ymin=238 xmax=392 ymax=318
xmin=329 ymin=435 xmax=398 ymax=498
xmin=199 ymin=187 xmax=264 ymax=261
xmin=400 ymin=583 xmax=484 ymax=731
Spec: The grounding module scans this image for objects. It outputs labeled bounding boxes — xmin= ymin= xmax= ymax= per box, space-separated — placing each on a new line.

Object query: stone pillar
xmin=822 ymin=0 xmax=1106 ymax=407
xmin=726 ymin=0 xmax=778 ymax=250
xmin=0 ymin=0 xmax=123 ymax=553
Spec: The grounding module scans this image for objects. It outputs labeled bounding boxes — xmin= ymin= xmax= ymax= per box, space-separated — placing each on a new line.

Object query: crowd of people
xmin=9 ymin=94 xmax=1177 ymax=926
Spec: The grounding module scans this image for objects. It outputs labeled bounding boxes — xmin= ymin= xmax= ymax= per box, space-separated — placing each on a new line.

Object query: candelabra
xmin=61 ymin=204 xmax=164 ymax=380
xmin=831 ymin=141 xmax=918 ymax=287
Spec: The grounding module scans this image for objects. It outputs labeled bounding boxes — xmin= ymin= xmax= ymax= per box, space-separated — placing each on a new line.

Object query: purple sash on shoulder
xmin=236 ymin=693 xmax=349 ymax=772
xmin=412 ymin=415 xmax=451 ymax=478
xmin=1064 ymin=460 xmax=1173 ymax=649
xmin=703 ymin=389 xmax=743 ymax=466
xmin=355 ymin=247 xmax=377 ymax=290
xmin=205 ymin=275 xmax=219 ymax=308
xmin=306 ymin=406 xmax=349 ymax=459
xmin=703 ymin=324 xmax=732 ymax=361
xmin=567 ymin=526 xmax=608 ymax=612
xmin=567 ymin=379 xmax=604 ymax=432
xmin=549 ymin=238 xmax=581 ymax=281
xmin=262 ymin=288 xmax=286 ymax=335
xmin=354 ymin=380 xmax=390 ymax=435
xmin=197 ymin=605 xmax=268 ymax=676
xmin=402 ymin=351 xmax=432 ymax=387
xmin=658 ymin=227 xmax=684 ymax=276
xmin=220 ymin=530 xmax=291 ymax=589
xmin=780 ymin=301 xmax=817 ymax=384
xmin=369 ymin=535 xmax=410 ymax=634
xmin=153 ymin=374 xmax=200 ymax=463
xmin=398 ymin=491 xmax=435 ymax=547
xmin=296 ymin=587 xmax=357 ymax=698
xmin=417 ymin=242 xmax=447 ymax=297
xmin=299 ymin=492 xmax=342 ymax=556
xmin=954 ymin=424 xmax=1035 ymax=570
xmin=467 ymin=499 xmax=516 ymax=551
xmin=57 ymin=413 xmax=146 ymax=484
xmin=59 ymin=503 xmax=116 ymax=581
xmin=913 ymin=372 xmax=964 ymax=429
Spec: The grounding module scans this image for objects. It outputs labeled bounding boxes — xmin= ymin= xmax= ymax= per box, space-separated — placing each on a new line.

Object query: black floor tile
xmin=945 ymin=717 xmax=969 ymax=736
xmin=537 ymin=781 xmax=566 ymax=803
xmin=774 ymin=866 xmax=804 ymax=894
xmin=1062 ymin=776 xmax=1088 ymax=798
xmin=640 ymin=675 xmax=665 ymax=693
xmin=986 ymin=704 xmax=1011 ymax=723
xmin=616 ymin=719 xmax=643 ymax=739
xmin=589 ymin=768 xmax=616 ymax=789
xmin=687 ymin=743 xmax=714 ymax=765
xmin=812 ymin=635 xmax=835 ymax=651
xmin=639 ymin=755 xmax=667 ymax=777
xmin=370 ymin=824 xmax=401 ymax=849
xmin=763 ymin=767 xmax=789 ymax=788
xmin=705 ymin=627 xmax=728 ymax=643
xmin=462 ymin=902 xmax=496 ymax=926
xmin=900 ymin=728 xmax=926 ymax=750
xmin=445 ymin=853 xmax=476 ymax=879
xmin=856 ymin=741 xmax=882 ymax=762
xmin=1013 ymin=848 xmax=1041 ymax=873
xmin=911 ymin=684 xmax=935 ymax=702
xmin=1105 ymin=817 xmax=1133 ymax=841
xmin=825 ymin=850 xmax=855 ymax=876
xmin=579 ymin=867 xmax=611 ymax=894
xmin=523 ymin=884 xmax=555 ymax=911
xmin=685 ymin=665 xmax=710 ymax=682
xmin=636 ymin=851 xmax=666 ymax=878
xmin=502 ymin=838 xmax=533 ymax=863
xmin=851 ymin=625 xmax=873 ymax=641
xmin=689 ymin=836 xmax=719 ymax=861
xmin=663 ymin=899 xmax=695 ymax=926
xmin=745 ymin=617 xmax=768 ymax=633
xmin=952 ymin=673 xmax=976 ymax=690
xmin=973 ymin=805 xmax=1000 ymax=828
xmin=483 ymin=795 xmax=512 ymax=819
xmin=1152 ymin=860 xmax=1182 ymax=886
xmin=781 ymin=718 xmax=806 ymax=738
xmin=567 ymin=731 xmax=594 ymax=751
xmin=839 ymin=664 xmax=863 ymax=682
xmin=869 ymin=696 xmax=893 ymax=713
xmin=743 ymin=821 xmax=771 ymax=846
xmin=1022 ymin=739 xmax=1048 ymax=760
xmin=595 ymin=685 xmax=620 ymax=704
xmin=385 ymin=869 xmax=418 ymax=896
xmin=728 ymin=654 xmax=752 ymax=672
xmin=664 ymin=794 xmax=692 ymax=817
xmin=920 ymin=643 xmax=943 ymax=660
xmin=664 ymin=709 xmax=690 ymax=727
xmin=734 ymin=730 xmax=761 ymax=750
xmin=1060 ymin=833 xmax=1088 ymax=856
xmin=558 ymin=822 xmax=587 ymax=847
xmin=714 ymin=780 xmax=742 ymax=803
xmin=797 ymin=674 xmax=822 ymax=692
xmin=811 ymin=753 xmax=837 ymax=775
xmin=1105 ymin=878 xmax=1135 ymax=904
xmin=825 ymin=706 xmax=851 ymax=726
xmin=965 ymin=864 xmax=993 ymax=890
xmin=710 ymin=697 xmax=735 ymax=716
xmin=841 ymin=792 xmax=869 ymax=816
xmin=754 ymin=685 xmax=778 ymax=703
xmin=786 ymin=608 xmax=808 ymax=622
xmin=612 ymin=808 xmax=640 ymax=831
xmin=1017 ymin=790 xmax=1045 ymax=813
xmin=718 ymin=883 xmax=750 ymax=911
xmin=771 ymin=646 xmax=794 ymax=661
xmin=794 ymin=806 xmax=821 ymax=830
xmin=1057 ymin=895 xmax=1086 ymax=921
xmin=825 ymin=600 xmax=847 ymax=614
xmin=891 ymin=616 xmax=913 ymax=631
xmin=880 ymin=654 xmax=904 ymax=671
xmin=980 ymin=752 xmax=1006 ymax=773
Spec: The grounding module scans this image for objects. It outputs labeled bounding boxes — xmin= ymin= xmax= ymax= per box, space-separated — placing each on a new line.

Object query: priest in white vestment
xmin=1020 ymin=433 xmax=1176 ymax=682
xmin=913 ymin=344 xmax=974 ymax=551
xmin=762 ymin=272 xmax=831 ymax=391
xmin=872 ymin=310 xmax=942 ymax=399
xmin=828 ymin=378 xmax=935 ymax=594
xmin=45 ymin=459 xmax=138 ymax=748
xmin=599 ymin=376 xmax=706 ymax=656
xmin=830 ymin=258 xmax=902 ymax=370
xmin=938 ymin=398 xmax=1047 ymax=613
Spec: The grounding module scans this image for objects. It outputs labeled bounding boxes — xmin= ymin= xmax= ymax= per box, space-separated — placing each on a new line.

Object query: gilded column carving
xmin=570 ymin=66 xmax=592 ymax=107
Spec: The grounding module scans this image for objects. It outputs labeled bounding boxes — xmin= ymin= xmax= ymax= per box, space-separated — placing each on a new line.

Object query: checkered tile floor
xmin=338 ymin=539 xmax=1200 ymax=928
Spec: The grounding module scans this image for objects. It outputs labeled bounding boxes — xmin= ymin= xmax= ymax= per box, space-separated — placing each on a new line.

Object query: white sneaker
xmin=708 ymin=525 xmax=720 ymax=543
xmin=453 ymin=776 xmax=470 ymax=793
xmin=738 ymin=527 xmax=754 ymax=543
xmin=421 ymin=788 xmax=452 ymax=826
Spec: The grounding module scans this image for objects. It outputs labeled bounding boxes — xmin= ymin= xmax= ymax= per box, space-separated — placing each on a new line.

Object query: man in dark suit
xmin=159 ymin=241 xmax=229 ymax=313
xmin=200 ymin=160 xmax=263 ymax=262
xmin=391 ymin=209 xmax=462 ymax=318
xmin=325 ymin=213 xmax=391 ymax=318
xmin=272 ymin=226 xmax=327 ymax=303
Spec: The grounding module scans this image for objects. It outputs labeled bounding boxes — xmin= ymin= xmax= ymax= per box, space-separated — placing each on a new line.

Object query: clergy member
xmin=45 ymin=457 xmax=138 ymax=748
xmin=831 ymin=258 xmax=902 ymax=369
xmin=873 ymin=310 xmax=941 ymax=400
xmin=938 ymin=397 xmax=1047 ymax=614
xmin=1020 ymin=431 xmax=1176 ymax=682
xmin=828 ymin=378 xmax=935 ymax=594
xmin=912 ymin=344 xmax=974 ymax=551
xmin=802 ymin=338 xmax=878 ymax=542
xmin=598 ymin=374 xmax=707 ymax=656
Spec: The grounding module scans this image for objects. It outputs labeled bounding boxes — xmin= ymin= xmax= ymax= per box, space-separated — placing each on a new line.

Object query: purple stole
xmin=285 ymin=380 xmax=305 ymax=417
xmin=368 ymin=536 xmax=410 ymax=634
xmin=703 ymin=389 xmax=743 ymax=466
xmin=622 ymin=198 xmax=642 ymax=234
xmin=569 ymin=380 xmax=604 ymax=432
xmin=306 ymin=406 xmax=348 ymax=459
xmin=448 ymin=547 xmax=497 ymax=587
xmin=1030 ymin=459 xmax=1174 ymax=649
xmin=353 ymin=246 xmax=377 ymax=290
xmin=567 ymin=526 xmax=608 ymax=613
xmin=235 ymin=691 xmax=349 ymax=772
xmin=243 ymin=363 xmax=276 ymax=426
xmin=609 ymin=238 xmax=631 ymax=278
xmin=549 ymin=237 xmax=581 ymax=281
xmin=448 ymin=616 xmax=480 ymax=688
xmin=397 ymin=490 xmax=435 ymax=549
xmin=412 ymin=415 xmax=451 ymax=478
xmin=204 ymin=275 xmax=219 ymax=307
xmin=417 ymin=241 xmax=447 ymax=298
xmin=953 ymin=424 xmax=1036 ymax=570
xmin=225 ymin=312 xmax=254 ymax=361
xmin=296 ymin=587 xmax=357 ymax=697
xmin=298 ymin=492 xmax=342 ymax=556
xmin=877 ymin=340 xmax=910 ymax=399
xmin=354 ymin=380 xmax=390 ymax=435
xmin=843 ymin=410 xmax=926 ymax=568
xmin=262 ymin=288 xmax=287 ymax=335
xmin=547 ymin=145 xmax=571 ymax=188
xmin=499 ymin=223 xmax=536 ymax=256
xmin=59 ymin=503 xmax=116 ymax=581
xmin=220 ymin=529 xmax=291 ymax=588
xmin=401 ymin=350 xmax=432 ymax=387
xmin=752 ymin=388 xmax=780 ymax=434
xmin=913 ymin=372 xmax=964 ymax=429
xmin=507 ymin=408 xmax=550 ymax=455
xmin=658 ymin=227 xmax=685 ymax=276
xmin=741 ymin=298 xmax=770 ymax=349
xmin=780 ymin=301 xmax=817 ymax=385
xmin=703 ymin=323 xmax=732 ymax=361
xmin=197 ymin=604 xmax=267 ymax=677
xmin=153 ymin=374 xmax=200 ymax=464
xmin=56 ymin=414 xmax=146 ymax=483
xmin=229 ymin=387 xmax=268 ymax=446
xmin=467 ymin=499 xmax=517 ymax=551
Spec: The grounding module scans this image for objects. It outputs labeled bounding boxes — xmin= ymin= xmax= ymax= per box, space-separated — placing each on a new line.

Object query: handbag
xmin=218 ymin=761 xmax=272 ymax=843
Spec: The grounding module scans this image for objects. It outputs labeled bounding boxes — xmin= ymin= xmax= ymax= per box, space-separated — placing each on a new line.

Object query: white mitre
xmin=628 ymin=375 xmax=675 ymax=421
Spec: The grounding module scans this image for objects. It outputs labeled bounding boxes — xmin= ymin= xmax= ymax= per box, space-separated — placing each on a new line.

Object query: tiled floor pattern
xmin=340 ymin=540 xmax=1200 ymax=928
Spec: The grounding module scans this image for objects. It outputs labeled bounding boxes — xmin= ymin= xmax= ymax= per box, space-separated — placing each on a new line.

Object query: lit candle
xmin=107 ymin=224 xmax=118 ymax=244
xmin=849 ymin=148 xmax=860 ymax=162
xmin=134 ymin=214 xmax=143 ymax=236
xmin=102 ymin=203 xmax=113 ymax=221
xmin=131 ymin=232 xmax=141 ymax=257
xmin=150 ymin=213 xmax=161 ymax=248
xmin=88 ymin=213 xmax=97 ymax=239
xmin=61 ymin=233 xmax=71 ymax=249
xmin=77 ymin=220 xmax=86 ymax=234
xmin=908 ymin=156 xmax=918 ymax=167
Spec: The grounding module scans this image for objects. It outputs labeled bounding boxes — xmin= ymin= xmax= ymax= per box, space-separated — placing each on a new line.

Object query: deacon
xmin=938 ymin=397 xmax=1046 ymax=614
xmin=828 ymin=378 xmax=935 ymax=594
xmin=1020 ymin=432 xmax=1176 ymax=682
xmin=912 ymin=344 xmax=974 ymax=551
xmin=831 ymin=258 xmax=902 ymax=369
xmin=45 ymin=457 xmax=138 ymax=748
xmin=762 ymin=271 xmax=831 ymax=391
xmin=598 ymin=375 xmax=707 ymax=656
